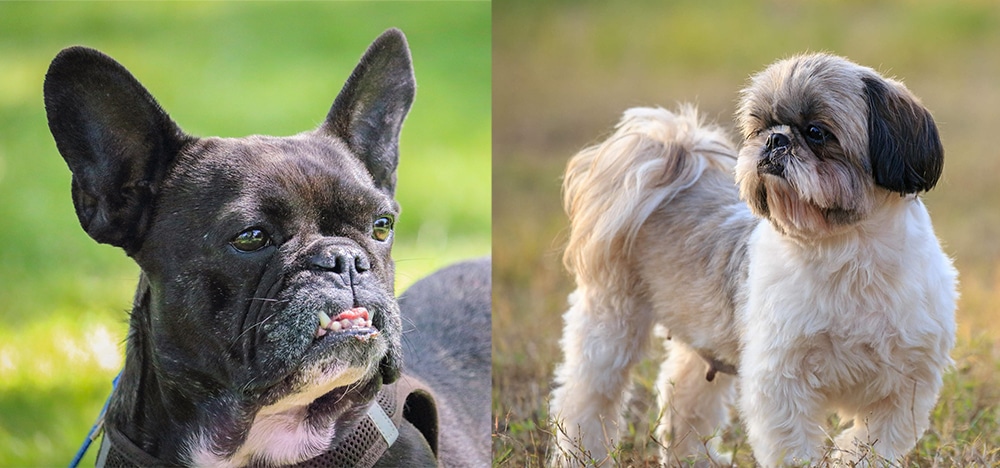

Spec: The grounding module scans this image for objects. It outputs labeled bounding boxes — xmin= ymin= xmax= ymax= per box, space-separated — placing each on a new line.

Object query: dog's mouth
xmin=313 ymin=307 xmax=379 ymax=341
xmin=758 ymin=152 xmax=786 ymax=178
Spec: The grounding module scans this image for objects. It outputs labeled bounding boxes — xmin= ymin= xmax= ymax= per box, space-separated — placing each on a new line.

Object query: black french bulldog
xmin=45 ymin=29 xmax=489 ymax=467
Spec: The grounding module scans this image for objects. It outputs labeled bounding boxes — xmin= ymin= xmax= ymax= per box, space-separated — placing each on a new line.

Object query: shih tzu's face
xmin=735 ymin=53 xmax=944 ymax=238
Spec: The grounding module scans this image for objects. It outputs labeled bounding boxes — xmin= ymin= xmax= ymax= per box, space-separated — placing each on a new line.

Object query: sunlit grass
xmin=0 ymin=316 xmax=126 ymax=465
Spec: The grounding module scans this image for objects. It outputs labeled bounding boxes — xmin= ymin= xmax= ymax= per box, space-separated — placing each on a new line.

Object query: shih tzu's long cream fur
xmin=549 ymin=54 xmax=957 ymax=467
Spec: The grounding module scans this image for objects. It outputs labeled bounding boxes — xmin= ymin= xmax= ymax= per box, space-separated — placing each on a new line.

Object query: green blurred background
xmin=0 ymin=2 xmax=489 ymax=465
xmin=494 ymin=0 xmax=1000 ymax=465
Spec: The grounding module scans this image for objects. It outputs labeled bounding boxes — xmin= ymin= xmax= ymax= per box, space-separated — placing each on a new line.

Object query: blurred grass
xmin=494 ymin=0 xmax=1000 ymax=466
xmin=0 ymin=2 xmax=489 ymax=466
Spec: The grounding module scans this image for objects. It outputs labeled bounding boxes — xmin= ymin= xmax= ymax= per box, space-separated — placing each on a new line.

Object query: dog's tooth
xmin=352 ymin=318 xmax=365 ymax=327
xmin=318 ymin=311 xmax=332 ymax=328
xmin=340 ymin=319 xmax=352 ymax=330
xmin=330 ymin=321 xmax=342 ymax=332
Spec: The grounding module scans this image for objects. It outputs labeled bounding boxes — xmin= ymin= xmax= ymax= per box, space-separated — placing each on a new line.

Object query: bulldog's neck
xmin=106 ymin=276 xmax=240 ymax=463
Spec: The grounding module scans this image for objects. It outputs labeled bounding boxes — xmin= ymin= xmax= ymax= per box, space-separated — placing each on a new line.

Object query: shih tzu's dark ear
xmin=863 ymin=76 xmax=944 ymax=194
xmin=44 ymin=46 xmax=190 ymax=255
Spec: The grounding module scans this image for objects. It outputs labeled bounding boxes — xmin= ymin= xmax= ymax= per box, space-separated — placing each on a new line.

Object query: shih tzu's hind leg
xmin=655 ymin=339 xmax=736 ymax=465
xmin=549 ymin=287 xmax=654 ymax=466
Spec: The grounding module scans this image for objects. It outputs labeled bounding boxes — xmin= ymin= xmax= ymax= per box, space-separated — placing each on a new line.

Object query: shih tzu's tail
xmin=562 ymin=106 xmax=737 ymax=285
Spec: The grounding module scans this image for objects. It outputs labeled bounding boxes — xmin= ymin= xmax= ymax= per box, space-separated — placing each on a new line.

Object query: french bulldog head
xmin=45 ymin=29 xmax=414 ymax=464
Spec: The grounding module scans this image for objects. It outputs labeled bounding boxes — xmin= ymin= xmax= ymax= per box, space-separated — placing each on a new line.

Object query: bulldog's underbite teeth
xmin=314 ymin=307 xmax=377 ymax=340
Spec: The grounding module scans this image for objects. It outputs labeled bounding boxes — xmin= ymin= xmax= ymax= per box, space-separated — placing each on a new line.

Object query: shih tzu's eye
xmin=231 ymin=228 xmax=271 ymax=252
xmin=804 ymin=125 xmax=827 ymax=144
xmin=372 ymin=215 xmax=394 ymax=242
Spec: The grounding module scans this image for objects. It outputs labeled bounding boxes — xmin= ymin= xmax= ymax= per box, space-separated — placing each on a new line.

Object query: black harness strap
xmin=94 ymin=381 xmax=434 ymax=468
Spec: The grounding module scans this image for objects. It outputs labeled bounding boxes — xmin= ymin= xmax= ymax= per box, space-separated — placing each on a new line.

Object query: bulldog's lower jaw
xmin=186 ymin=308 xmax=387 ymax=467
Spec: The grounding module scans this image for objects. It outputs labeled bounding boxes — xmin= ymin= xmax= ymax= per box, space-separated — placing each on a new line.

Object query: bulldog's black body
xmin=396 ymin=257 xmax=491 ymax=467
xmin=45 ymin=29 xmax=488 ymax=467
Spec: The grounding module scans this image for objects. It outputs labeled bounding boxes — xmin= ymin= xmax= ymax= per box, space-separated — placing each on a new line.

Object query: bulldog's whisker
xmin=228 ymin=314 xmax=277 ymax=349
xmin=400 ymin=315 xmax=419 ymax=334
xmin=246 ymin=297 xmax=286 ymax=304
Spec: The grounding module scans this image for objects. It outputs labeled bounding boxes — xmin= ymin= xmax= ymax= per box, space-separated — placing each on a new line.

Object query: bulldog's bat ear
xmin=863 ymin=76 xmax=944 ymax=194
xmin=321 ymin=28 xmax=415 ymax=195
xmin=44 ymin=46 xmax=189 ymax=254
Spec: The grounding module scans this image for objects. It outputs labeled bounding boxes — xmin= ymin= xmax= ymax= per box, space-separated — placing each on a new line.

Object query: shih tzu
xmin=548 ymin=54 xmax=957 ymax=467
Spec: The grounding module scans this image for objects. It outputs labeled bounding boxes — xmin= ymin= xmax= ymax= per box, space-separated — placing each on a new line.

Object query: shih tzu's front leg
xmin=740 ymin=342 xmax=827 ymax=467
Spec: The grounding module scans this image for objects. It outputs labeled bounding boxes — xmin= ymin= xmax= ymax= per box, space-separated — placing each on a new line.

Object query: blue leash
xmin=69 ymin=370 xmax=121 ymax=468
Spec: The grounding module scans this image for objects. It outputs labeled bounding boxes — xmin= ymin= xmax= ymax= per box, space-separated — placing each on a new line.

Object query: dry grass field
xmin=493 ymin=1 xmax=1000 ymax=465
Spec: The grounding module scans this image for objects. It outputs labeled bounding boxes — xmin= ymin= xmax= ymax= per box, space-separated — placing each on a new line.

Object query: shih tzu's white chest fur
xmin=741 ymin=195 xmax=957 ymax=389
xmin=739 ymin=195 xmax=957 ymax=463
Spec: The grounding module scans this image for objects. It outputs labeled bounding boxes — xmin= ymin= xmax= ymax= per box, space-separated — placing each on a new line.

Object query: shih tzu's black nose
xmin=765 ymin=132 xmax=790 ymax=152
xmin=760 ymin=132 xmax=789 ymax=176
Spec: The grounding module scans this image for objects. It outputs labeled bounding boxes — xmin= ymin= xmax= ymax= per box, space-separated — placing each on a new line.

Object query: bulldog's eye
xmin=231 ymin=228 xmax=271 ymax=252
xmin=804 ymin=125 xmax=827 ymax=144
xmin=372 ymin=216 xmax=394 ymax=242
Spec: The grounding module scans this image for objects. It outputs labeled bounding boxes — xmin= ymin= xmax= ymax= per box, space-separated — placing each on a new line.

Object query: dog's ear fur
xmin=863 ymin=76 xmax=944 ymax=194
xmin=44 ymin=47 xmax=189 ymax=254
xmin=321 ymin=28 xmax=415 ymax=195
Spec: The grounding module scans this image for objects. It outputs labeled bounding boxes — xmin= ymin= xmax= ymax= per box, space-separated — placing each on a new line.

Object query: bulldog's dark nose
xmin=765 ymin=132 xmax=790 ymax=152
xmin=310 ymin=246 xmax=370 ymax=277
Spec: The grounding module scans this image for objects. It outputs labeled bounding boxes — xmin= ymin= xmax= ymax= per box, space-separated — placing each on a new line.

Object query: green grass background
xmin=0 ymin=2 xmax=490 ymax=466
xmin=494 ymin=0 xmax=1000 ymax=465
